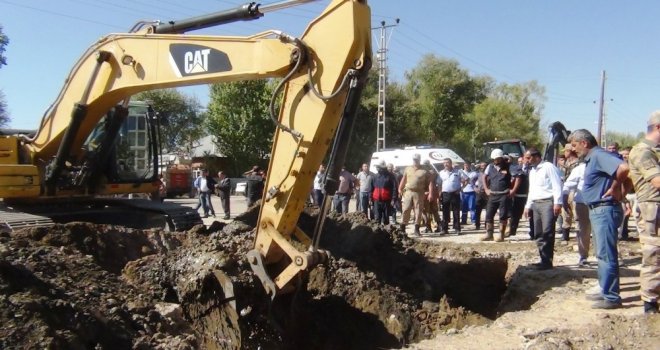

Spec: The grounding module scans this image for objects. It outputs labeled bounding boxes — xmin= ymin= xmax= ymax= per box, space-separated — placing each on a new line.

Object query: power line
xmin=0 ymin=0 xmax=123 ymax=30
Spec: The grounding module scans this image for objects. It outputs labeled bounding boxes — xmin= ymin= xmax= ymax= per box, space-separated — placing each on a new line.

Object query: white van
xmin=369 ymin=146 xmax=465 ymax=173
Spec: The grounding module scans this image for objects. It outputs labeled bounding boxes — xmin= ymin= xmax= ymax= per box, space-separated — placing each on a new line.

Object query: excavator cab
xmin=81 ymin=101 xmax=160 ymax=185
xmin=483 ymin=139 xmax=526 ymax=161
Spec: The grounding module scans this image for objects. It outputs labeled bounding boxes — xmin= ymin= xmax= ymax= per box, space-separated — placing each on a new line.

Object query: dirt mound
xmin=1 ymin=206 xmax=508 ymax=349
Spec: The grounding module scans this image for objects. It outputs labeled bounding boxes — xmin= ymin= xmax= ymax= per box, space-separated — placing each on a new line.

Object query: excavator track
xmin=0 ymin=203 xmax=54 ymax=233
xmin=0 ymin=198 xmax=202 ymax=233
xmin=93 ymin=198 xmax=203 ymax=231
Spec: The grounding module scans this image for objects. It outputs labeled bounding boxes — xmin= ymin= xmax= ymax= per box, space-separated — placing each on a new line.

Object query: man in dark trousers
xmin=215 ymin=170 xmax=231 ymax=219
xmin=371 ymin=161 xmax=398 ymax=225
xmin=569 ymin=129 xmax=632 ymax=310
xmin=244 ymin=166 xmax=265 ymax=208
xmin=523 ymin=147 xmax=563 ymax=271
xmin=481 ymin=149 xmax=513 ymax=242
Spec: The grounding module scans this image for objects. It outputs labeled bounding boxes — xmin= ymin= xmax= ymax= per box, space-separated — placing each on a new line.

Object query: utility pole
xmin=374 ymin=19 xmax=399 ymax=152
xmin=597 ymin=70 xmax=606 ymax=145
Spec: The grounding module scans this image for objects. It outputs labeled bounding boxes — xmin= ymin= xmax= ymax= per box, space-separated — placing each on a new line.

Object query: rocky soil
xmin=0 ymin=206 xmax=657 ymax=349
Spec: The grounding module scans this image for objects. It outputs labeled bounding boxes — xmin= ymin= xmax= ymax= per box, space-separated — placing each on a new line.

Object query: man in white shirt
xmin=439 ymin=158 xmax=466 ymax=234
xmin=524 ymin=147 xmax=563 ymax=270
xmin=562 ymin=162 xmax=591 ymax=266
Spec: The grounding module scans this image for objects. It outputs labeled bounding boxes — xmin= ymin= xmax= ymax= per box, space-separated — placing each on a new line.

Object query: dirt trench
xmin=0 ymin=206 xmax=513 ymax=349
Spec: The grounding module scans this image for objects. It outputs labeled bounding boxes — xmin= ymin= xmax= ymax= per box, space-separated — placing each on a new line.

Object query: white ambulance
xmin=369 ymin=146 xmax=465 ymax=173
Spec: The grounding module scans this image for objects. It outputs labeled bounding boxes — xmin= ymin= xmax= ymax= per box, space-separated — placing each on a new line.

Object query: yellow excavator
xmin=0 ymin=0 xmax=372 ymax=299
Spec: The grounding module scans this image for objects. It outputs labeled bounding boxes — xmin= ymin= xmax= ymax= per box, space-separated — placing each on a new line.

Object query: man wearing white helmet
xmin=481 ymin=148 xmax=513 ymax=241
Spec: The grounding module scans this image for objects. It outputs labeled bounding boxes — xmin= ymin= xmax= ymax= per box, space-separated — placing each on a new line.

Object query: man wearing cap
xmin=569 ymin=129 xmax=632 ymax=310
xmin=628 ymin=111 xmax=660 ymax=313
xmin=398 ymin=153 xmax=433 ymax=236
xmin=481 ymin=149 xmax=513 ymax=242
xmin=560 ymin=144 xmax=580 ymax=243
xmin=371 ymin=160 xmax=398 ymax=225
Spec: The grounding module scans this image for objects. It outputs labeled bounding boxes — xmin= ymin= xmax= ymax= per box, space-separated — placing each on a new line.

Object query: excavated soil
xmin=1 ymin=205 xmax=657 ymax=349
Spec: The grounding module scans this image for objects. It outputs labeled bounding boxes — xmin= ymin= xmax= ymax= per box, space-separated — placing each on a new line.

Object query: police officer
xmin=628 ymin=111 xmax=660 ymax=314
xmin=398 ymin=154 xmax=433 ymax=236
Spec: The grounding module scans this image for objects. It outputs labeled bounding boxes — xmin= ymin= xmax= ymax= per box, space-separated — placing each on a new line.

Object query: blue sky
xmin=1 ymin=0 xmax=659 ymax=139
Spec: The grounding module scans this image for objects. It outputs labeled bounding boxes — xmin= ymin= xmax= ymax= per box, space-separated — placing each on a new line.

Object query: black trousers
xmin=474 ymin=191 xmax=488 ymax=227
xmin=374 ymin=200 xmax=391 ymax=225
xmin=510 ymin=196 xmax=526 ymax=234
xmin=485 ymin=193 xmax=512 ymax=224
xmin=441 ymin=191 xmax=461 ymax=231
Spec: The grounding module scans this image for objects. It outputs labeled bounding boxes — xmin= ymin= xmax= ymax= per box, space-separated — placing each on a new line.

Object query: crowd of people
xmin=310 ymin=113 xmax=659 ymax=314
xmin=184 ymin=112 xmax=658 ymax=315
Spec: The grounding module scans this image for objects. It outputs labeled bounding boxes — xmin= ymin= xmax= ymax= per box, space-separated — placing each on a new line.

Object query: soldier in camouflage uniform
xmin=628 ymin=111 xmax=660 ymax=314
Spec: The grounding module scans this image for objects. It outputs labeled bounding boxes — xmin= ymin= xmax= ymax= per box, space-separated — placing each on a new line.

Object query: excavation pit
xmin=0 ymin=209 xmax=511 ymax=349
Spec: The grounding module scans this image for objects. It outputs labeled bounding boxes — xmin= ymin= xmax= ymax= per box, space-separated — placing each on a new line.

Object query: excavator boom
xmin=1 ymin=0 xmax=372 ymax=298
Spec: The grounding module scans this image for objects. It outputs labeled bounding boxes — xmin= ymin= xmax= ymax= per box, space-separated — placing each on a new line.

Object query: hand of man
xmin=603 ymin=185 xmax=623 ymax=202
xmin=553 ymin=204 xmax=561 ymax=216
xmin=524 ymin=208 xmax=530 ymax=219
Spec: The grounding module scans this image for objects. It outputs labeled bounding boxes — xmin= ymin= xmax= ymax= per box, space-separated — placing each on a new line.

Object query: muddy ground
xmin=0 ymin=206 xmax=657 ymax=349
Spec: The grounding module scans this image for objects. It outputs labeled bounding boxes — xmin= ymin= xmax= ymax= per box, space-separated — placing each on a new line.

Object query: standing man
xmin=439 ymin=158 xmax=464 ymax=235
xmin=481 ymin=149 xmax=512 ymax=242
xmin=628 ymin=112 xmax=660 ymax=314
xmin=398 ymin=154 xmax=433 ymax=236
xmin=560 ymin=144 xmax=580 ymax=243
xmin=509 ymin=156 xmax=532 ymax=238
xmin=194 ymin=169 xmax=216 ymax=218
xmin=244 ymin=166 xmax=265 ymax=208
xmin=460 ymin=161 xmax=478 ymax=227
xmin=562 ymin=162 xmax=592 ymax=266
xmin=357 ymin=163 xmax=375 ymax=218
xmin=371 ymin=161 xmax=398 ymax=225
xmin=569 ymin=129 xmax=632 ymax=310
xmin=215 ymin=171 xmax=231 ymax=220
xmin=333 ymin=166 xmax=355 ymax=215
xmin=474 ymin=161 xmax=489 ymax=230
xmin=619 ymin=147 xmax=634 ymax=241
xmin=313 ymin=164 xmax=326 ymax=207
xmin=388 ymin=163 xmax=403 ymax=224
xmin=424 ymin=161 xmax=442 ymax=233
xmin=524 ymin=147 xmax=563 ymax=270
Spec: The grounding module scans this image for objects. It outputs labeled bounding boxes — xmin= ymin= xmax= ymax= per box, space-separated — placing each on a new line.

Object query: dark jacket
xmin=371 ymin=168 xmax=398 ymax=202
xmin=216 ymin=178 xmax=231 ymax=197
xmin=246 ymin=173 xmax=265 ymax=204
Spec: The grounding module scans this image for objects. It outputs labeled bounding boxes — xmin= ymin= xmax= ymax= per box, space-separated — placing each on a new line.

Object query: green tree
xmin=206 ymin=80 xmax=275 ymax=176
xmin=134 ymin=89 xmax=204 ymax=156
xmin=603 ymin=130 xmax=644 ymax=149
xmin=405 ymin=54 xmax=488 ymax=144
xmin=0 ymin=25 xmax=10 ymax=126
xmin=0 ymin=90 xmax=8 ymax=127
xmin=345 ymin=71 xmax=420 ymax=171
xmin=0 ymin=25 xmax=8 ymax=68
xmin=459 ymin=81 xmax=545 ymax=161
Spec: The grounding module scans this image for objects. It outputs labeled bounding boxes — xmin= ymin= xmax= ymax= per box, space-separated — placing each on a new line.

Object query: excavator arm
xmin=11 ymin=0 xmax=372 ymax=297
xmin=542 ymin=121 xmax=571 ymax=164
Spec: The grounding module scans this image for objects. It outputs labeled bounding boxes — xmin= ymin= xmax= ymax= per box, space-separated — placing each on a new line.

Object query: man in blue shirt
xmin=569 ymin=129 xmax=633 ymax=309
